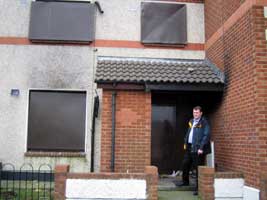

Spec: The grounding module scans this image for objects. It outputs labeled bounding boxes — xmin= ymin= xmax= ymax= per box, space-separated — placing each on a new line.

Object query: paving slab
xmin=159 ymin=191 xmax=200 ymax=200
xmin=158 ymin=176 xmax=196 ymax=191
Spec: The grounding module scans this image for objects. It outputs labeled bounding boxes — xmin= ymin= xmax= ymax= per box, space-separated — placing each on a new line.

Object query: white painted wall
xmin=0 ymin=0 xmax=205 ymax=44
xmin=0 ymin=45 xmax=95 ymax=172
xmin=0 ymin=0 xmax=31 ymax=37
xmin=66 ymin=179 xmax=146 ymax=199
xmin=96 ymin=0 xmax=205 ymax=43
xmin=215 ymin=178 xmax=244 ymax=200
xmin=214 ymin=179 xmax=260 ymax=200
xmin=243 ymin=186 xmax=260 ymax=200
xmin=0 ymin=45 xmax=204 ymax=172
xmin=97 ymin=47 xmax=205 ymax=60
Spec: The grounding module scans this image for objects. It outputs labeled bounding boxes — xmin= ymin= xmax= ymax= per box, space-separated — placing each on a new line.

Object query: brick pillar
xmin=199 ymin=166 xmax=215 ymax=200
xmin=145 ymin=166 xmax=158 ymax=200
xmin=260 ymin=171 xmax=267 ymax=200
xmin=54 ymin=165 xmax=70 ymax=200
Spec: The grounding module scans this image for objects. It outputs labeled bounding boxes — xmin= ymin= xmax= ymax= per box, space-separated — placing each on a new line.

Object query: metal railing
xmin=0 ymin=163 xmax=54 ymax=200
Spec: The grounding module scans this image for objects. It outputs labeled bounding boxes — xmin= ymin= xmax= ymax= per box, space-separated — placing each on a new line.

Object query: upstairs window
xmin=141 ymin=2 xmax=187 ymax=45
xmin=27 ymin=90 xmax=86 ymax=152
xmin=29 ymin=1 xmax=95 ymax=43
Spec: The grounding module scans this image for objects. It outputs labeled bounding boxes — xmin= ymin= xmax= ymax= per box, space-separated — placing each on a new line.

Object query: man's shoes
xmin=193 ymin=191 xmax=198 ymax=196
xmin=175 ymin=182 xmax=189 ymax=187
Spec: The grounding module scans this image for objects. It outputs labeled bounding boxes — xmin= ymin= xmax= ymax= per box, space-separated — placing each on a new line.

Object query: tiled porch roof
xmin=95 ymin=57 xmax=225 ymax=84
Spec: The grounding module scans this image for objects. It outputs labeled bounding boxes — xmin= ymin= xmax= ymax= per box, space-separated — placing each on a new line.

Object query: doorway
xmin=151 ymin=91 xmax=221 ymax=174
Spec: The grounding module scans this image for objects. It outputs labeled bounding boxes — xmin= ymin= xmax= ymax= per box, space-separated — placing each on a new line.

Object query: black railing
xmin=0 ymin=163 xmax=54 ymax=200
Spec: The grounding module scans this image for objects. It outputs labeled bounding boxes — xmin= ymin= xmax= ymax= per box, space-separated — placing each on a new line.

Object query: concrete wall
xmin=0 ymin=0 xmax=205 ymax=44
xmin=95 ymin=0 xmax=205 ymax=43
xmin=214 ymin=178 xmax=244 ymax=200
xmin=66 ymin=179 xmax=147 ymax=199
xmin=199 ymin=167 xmax=260 ymax=200
xmin=54 ymin=165 xmax=158 ymax=200
xmin=0 ymin=0 xmax=205 ymax=172
xmin=0 ymin=45 xmax=95 ymax=172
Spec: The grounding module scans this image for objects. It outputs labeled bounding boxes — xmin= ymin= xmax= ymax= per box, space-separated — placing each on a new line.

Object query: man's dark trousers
xmin=181 ymin=144 xmax=205 ymax=190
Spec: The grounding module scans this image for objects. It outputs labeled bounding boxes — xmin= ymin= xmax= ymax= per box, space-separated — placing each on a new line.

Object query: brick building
xmin=94 ymin=0 xmax=267 ymax=198
xmin=0 ymin=0 xmax=206 ymax=173
xmin=0 ymin=0 xmax=266 ymax=199
xmin=205 ymin=0 xmax=267 ymax=196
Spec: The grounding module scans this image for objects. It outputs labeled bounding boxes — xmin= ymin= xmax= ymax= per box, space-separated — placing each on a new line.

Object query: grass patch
xmin=0 ymin=188 xmax=53 ymax=200
xmin=0 ymin=181 xmax=53 ymax=200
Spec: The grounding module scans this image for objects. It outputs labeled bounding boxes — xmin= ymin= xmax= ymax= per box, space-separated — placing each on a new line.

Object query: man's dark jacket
xmin=184 ymin=117 xmax=211 ymax=154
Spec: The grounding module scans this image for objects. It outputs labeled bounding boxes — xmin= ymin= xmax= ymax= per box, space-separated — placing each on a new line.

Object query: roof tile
xmin=95 ymin=57 xmax=225 ymax=84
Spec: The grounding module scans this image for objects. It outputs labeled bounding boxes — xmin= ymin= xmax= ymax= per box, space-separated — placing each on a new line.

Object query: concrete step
xmin=158 ymin=176 xmax=196 ymax=191
xmin=159 ymin=191 xmax=199 ymax=200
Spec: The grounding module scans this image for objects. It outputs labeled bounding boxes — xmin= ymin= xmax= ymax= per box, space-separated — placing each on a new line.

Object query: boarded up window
xmin=29 ymin=1 xmax=95 ymax=43
xmin=141 ymin=2 xmax=187 ymax=45
xmin=27 ymin=90 xmax=86 ymax=152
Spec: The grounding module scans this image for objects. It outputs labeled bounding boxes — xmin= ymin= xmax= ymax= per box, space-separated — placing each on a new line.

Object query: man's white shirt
xmin=188 ymin=119 xmax=200 ymax=144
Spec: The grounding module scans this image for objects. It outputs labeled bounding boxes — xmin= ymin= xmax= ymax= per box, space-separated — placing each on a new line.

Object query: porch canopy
xmin=95 ymin=57 xmax=225 ymax=91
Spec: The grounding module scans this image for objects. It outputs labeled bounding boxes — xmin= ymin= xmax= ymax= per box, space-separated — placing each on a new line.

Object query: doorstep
xmin=158 ymin=175 xmax=196 ymax=191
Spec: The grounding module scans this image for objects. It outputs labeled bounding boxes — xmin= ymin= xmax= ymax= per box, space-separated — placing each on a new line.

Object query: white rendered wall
xmin=96 ymin=0 xmax=205 ymax=43
xmin=214 ymin=179 xmax=260 ymax=200
xmin=0 ymin=45 xmax=95 ymax=172
xmin=214 ymin=178 xmax=244 ymax=200
xmin=0 ymin=0 xmax=205 ymax=44
xmin=97 ymin=47 xmax=205 ymax=60
xmin=243 ymin=186 xmax=260 ymax=200
xmin=66 ymin=179 xmax=146 ymax=199
xmin=0 ymin=0 xmax=205 ymax=172
xmin=0 ymin=0 xmax=31 ymax=37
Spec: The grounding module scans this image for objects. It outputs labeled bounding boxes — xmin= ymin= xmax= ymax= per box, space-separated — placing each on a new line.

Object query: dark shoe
xmin=175 ymin=182 xmax=189 ymax=187
xmin=193 ymin=191 xmax=198 ymax=196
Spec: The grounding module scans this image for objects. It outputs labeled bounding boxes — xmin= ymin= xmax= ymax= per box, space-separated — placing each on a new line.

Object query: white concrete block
xmin=66 ymin=179 xmax=147 ymax=199
xmin=243 ymin=186 xmax=260 ymax=200
xmin=264 ymin=7 xmax=267 ymax=18
xmin=215 ymin=198 xmax=243 ymax=200
xmin=206 ymin=141 xmax=214 ymax=167
xmin=214 ymin=178 xmax=244 ymax=198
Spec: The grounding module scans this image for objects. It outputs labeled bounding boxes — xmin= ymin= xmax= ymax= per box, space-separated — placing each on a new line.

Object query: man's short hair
xmin=193 ymin=106 xmax=202 ymax=112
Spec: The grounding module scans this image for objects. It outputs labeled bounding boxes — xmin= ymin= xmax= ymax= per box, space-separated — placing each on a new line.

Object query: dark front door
xmin=152 ymin=104 xmax=178 ymax=174
xmin=151 ymin=102 xmax=190 ymax=174
xmin=151 ymin=91 xmax=222 ymax=174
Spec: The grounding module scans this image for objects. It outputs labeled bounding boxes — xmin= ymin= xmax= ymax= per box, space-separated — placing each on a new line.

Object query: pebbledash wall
xmin=205 ymin=0 xmax=267 ymax=195
xmin=0 ymin=0 xmax=205 ymax=172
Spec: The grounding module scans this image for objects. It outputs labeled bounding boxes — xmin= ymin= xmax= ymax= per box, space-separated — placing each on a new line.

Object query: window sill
xmin=25 ymin=151 xmax=86 ymax=158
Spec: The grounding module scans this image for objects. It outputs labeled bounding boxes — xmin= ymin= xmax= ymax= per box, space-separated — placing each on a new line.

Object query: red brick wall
xmin=205 ymin=0 xmax=243 ymax=40
xmin=254 ymin=6 xmax=267 ymax=175
xmin=261 ymin=171 xmax=267 ymax=200
xmin=199 ymin=166 xmax=215 ymax=200
xmin=100 ymin=90 xmax=151 ymax=173
xmin=206 ymin=4 xmax=267 ymax=188
xmin=208 ymin=8 xmax=257 ymax=186
xmin=199 ymin=167 xmax=244 ymax=200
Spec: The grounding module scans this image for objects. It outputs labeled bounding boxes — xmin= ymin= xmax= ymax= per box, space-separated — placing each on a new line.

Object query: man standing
xmin=177 ymin=106 xmax=211 ymax=196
